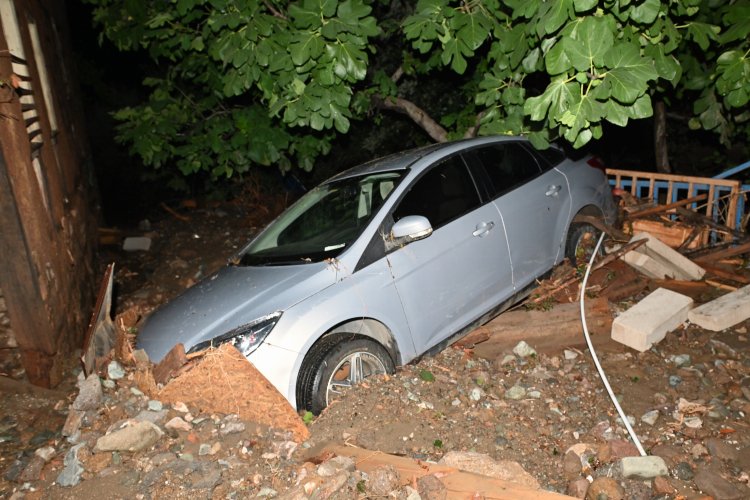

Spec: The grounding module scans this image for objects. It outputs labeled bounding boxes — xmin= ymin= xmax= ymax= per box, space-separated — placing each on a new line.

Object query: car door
xmin=384 ymin=154 xmax=514 ymax=354
xmin=467 ymin=142 xmax=571 ymax=288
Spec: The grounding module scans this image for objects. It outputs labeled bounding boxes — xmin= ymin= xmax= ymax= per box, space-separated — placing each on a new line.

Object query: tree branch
xmin=264 ymin=1 xmax=287 ymax=19
xmin=375 ymin=95 xmax=448 ymax=143
xmin=463 ymin=111 xmax=485 ymax=138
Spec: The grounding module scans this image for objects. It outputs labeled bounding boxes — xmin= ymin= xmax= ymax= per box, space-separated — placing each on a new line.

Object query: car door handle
xmin=545 ymin=185 xmax=561 ymax=197
xmin=472 ymin=221 xmax=495 ymax=237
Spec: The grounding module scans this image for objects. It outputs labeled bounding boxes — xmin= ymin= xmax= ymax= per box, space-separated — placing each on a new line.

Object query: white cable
xmin=579 ymin=232 xmax=647 ymax=457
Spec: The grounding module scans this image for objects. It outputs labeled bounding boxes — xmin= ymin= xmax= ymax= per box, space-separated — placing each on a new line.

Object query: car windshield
xmin=240 ymin=171 xmax=404 ymax=266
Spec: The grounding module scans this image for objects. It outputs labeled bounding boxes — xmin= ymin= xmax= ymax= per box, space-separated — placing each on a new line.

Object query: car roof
xmin=328 ymin=135 xmax=527 ymax=182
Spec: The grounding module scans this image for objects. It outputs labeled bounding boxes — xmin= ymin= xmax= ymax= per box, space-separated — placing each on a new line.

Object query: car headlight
xmin=187 ymin=312 xmax=282 ymax=357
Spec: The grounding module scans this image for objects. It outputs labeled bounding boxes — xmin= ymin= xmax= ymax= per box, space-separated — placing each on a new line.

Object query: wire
xmin=580 ymin=233 xmax=647 ymax=457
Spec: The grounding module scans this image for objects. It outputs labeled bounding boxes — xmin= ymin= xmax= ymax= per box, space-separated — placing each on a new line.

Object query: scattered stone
xmin=198 ymin=443 xmax=211 ymax=456
xmin=652 ymin=475 xmax=675 ymax=495
xmin=107 ymin=361 xmax=125 ymax=380
xmin=102 ymin=379 xmax=115 ymax=389
xmin=256 ymin=487 xmax=277 ymax=498
xmin=130 ymin=387 xmax=144 ymax=397
xmin=498 ymin=354 xmax=516 ymax=366
xmin=34 ymin=446 xmax=56 ymax=462
xmin=691 ymin=443 xmax=709 ymax=459
xmin=641 ymin=410 xmax=659 ymax=426
xmin=95 ymin=421 xmax=164 ymax=452
xmin=620 ymin=456 xmax=668 ymax=479
xmin=599 ymin=439 xmax=639 ymax=461
xmin=439 ymin=451 xmax=540 ymax=490
xmin=134 ymin=409 xmax=168 ymax=425
xmin=513 ymin=341 xmax=537 ymax=358
xmin=668 ymin=375 xmax=682 ymax=387
xmin=469 ymin=387 xmax=483 ymax=401
xmin=172 ymin=401 xmax=188 ymax=413
xmin=18 ymin=456 xmax=46 ymax=482
xmin=56 ymin=443 xmax=85 ymax=487
xmin=73 ymin=374 xmax=103 ymax=411
xmin=317 ymin=471 xmax=348 ymax=497
xmin=694 ymin=469 xmax=745 ymax=500
xmin=567 ymin=478 xmax=589 ymax=498
xmin=165 ymin=417 xmax=191 ymax=432
xmin=505 ymin=385 xmax=526 ymax=400
xmin=417 ymin=473 xmax=447 ymax=500
xmin=672 ymin=462 xmax=694 ymax=481
xmin=564 ymin=349 xmax=579 ymax=360
xmin=706 ymin=438 xmax=739 ymax=461
xmin=669 ymin=354 xmax=691 ymax=367
xmin=147 ymin=400 xmax=163 ymax=411
xmin=368 ymin=465 xmax=401 ymax=496
xmin=317 ymin=456 xmax=355 ymax=477
xmin=62 ymin=410 xmax=83 ymax=438
xmin=585 ymin=477 xmax=625 ymax=500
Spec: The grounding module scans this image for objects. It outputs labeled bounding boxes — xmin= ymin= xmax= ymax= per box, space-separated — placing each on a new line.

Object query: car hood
xmin=137 ymin=262 xmax=336 ymax=362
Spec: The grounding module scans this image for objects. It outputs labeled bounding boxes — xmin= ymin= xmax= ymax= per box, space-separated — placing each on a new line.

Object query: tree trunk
xmin=654 ymin=100 xmax=671 ymax=173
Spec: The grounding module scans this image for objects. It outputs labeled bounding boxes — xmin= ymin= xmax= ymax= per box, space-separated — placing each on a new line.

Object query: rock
xmin=271 ymin=440 xmax=298 ymax=460
xmin=368 ymin=465 xmax=401 ymax=496
xmin=567 ymin=478 xmax=590 ymax=498
xmin=563 ymin=451 xmax=583 ymax=479
xmin=620 ymin=456 xmax=668 ymax=479
xmin=317 ymin=472 xmax=348 ymax=498
xmin=672 ymin=462 xmax=694 ymax=481
xmin=102 ymin=379 xmax=115 ymax=389
xmin=640 ymin=410 xmax=659 ymax=426
xmin=172 ymin=401 xmax=188 ymax=413
xmin=469 ymin=387 xmax=483 ymax=401
xmin=134 ymin=409 xmax=168 ymax=425
xmin=56 ymin=443 xmax=85 ymax=487
xmin=417 ymin=473 xmax=447 ymax=500
xmin=165 ymin=417 xmax=192 ymax=432
xmin=505 ymin=385 xmax=526 ymax=400
xmin=256 ymin=487 xmax=277 ymax=497
xmin=694 ymin=470 xmax=745 ymax=500
xmin=147 ymin=400 xmax=163 ymax=411
xmin=95 ymin=421 xmax=164 ymax=452
xmin=35 ymin=446 xmax=56 ymax=462
xmin=706 ymin=438 xmax=739 ymax=461
xmin=585 ymin=477 xmax=625 ymax=500
xmin=220 ymin=416 xmax=245 ymax=435
xmin=564 ymin=349 xmax=579 ymax=360
xmin=62 ymin=410 xmax=83 ymax=438
xmin=652 ymin=475 xmax=675 ymax=495
xmin=18 ymin=456 xmax=46 ymax=482
xmin=513 ymin=340 xmax=537 ymax=358
xmin=599 ymin=439 xmax=639 ymax=462
xmin=691 ymin=443 xmax=708 ymax=459
xmin=107 ymin=361 xmax=125 ymax=380
xmin=669 ymin=354 xmax=691 ymax=367
xmin=438 ymin=451 xmax=540 ymax=490
xmin=317 ymin=456 xmax=355 ymax=477
xmin=73 ymin=374 xmax=102 ymax=411
xmin=668 ymin=375 xmax=682 ymax=387
xmin=649 ymin=444 xmax=683 ymax=466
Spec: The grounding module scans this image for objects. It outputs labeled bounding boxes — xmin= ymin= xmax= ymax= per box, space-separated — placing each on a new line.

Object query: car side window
xmin=471 ymin=143 xmax=542 ymax=198
xmin=393 ymin=155 xmax=481 ymax=229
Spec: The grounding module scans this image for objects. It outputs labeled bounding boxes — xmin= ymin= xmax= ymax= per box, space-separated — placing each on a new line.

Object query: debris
xmin=694 ymin=470 xmax=746 ymax=500
xmin=157 ymin=343 xmax=310 ymax=442
xmin=107 ymin=360 xmax=125 ymax=380
xmin=619 ymin=456 xmax=668 ymax=479
xmin=611 ymin=288 xmax=692 ymax=352
xmin=55 ymin=443 xmax=85 ymax=487
xmin=95 ymin=420 xmax=164 ymax=452
xmin=512 ymin=341 xmax=537 ymax=358
xmin=81 ymin=263 xmax=116 ymax=376
xmin=688 ymin=284 xmax=750 ymax=331
xmin=122 ymin=236 xmax=152 ymax=252
xmin=72 ymin=373 xmax=103 ymax=411
xmin=622 ymin=233 xmax=705 ymax=281
xmin=694 ymin=240 xmax=750 ymax=264
xmin=439 ymin=451 xmax=541 ymax=490
xmin=152 ymin=343 xmax=188 ymax=385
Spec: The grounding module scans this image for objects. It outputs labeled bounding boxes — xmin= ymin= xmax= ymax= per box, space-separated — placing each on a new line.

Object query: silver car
xmin=138 ymin=136 xmax=616 ymax=413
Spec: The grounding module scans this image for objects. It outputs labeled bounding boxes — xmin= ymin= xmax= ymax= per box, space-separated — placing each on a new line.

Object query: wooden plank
xmin=694 ymin=241 xmax=750 ymax=263
xmin=701 ymin=263 xmax=750 ymax=284
xmin=470 ymin=297 xmax=612 ymax=359
xmin=626 ymin=194 xmax=707 ymax=219
xmin=309 ymin=445 xmax=575 ymax=500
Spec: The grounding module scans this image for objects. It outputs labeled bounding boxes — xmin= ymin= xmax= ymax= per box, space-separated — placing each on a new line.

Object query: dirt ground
xmin=1 ymin=200 xmax=749 ymax=499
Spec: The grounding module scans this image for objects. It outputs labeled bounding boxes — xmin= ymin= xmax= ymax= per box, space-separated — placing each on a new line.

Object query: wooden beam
xmin=308 ymin=444 xmax=576 ymax=499
xmin=626 ymin=194 xmax=707 ymax=219
xmin=694 ymin=240 xmax=750 ymax=263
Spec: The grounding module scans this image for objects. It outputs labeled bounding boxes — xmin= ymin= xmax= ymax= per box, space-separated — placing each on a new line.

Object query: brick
xmin=688 ymin=284 xmax=750 ymax=331
xmin=622 ymin=233 xmax=705 ymax=281
xmin=612 ymin=288 xmax=693 ymax=352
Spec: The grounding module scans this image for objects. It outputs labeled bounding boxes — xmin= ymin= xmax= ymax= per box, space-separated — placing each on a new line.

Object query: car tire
xmin=565 ymin=222 xmax=603 ymax=267
xmin=297 ymin=336 xmax=394 ymax=414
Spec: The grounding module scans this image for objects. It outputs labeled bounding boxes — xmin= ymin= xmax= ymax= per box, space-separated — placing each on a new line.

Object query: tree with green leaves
xmin=86 ymin=0 xmax=750 ymax=183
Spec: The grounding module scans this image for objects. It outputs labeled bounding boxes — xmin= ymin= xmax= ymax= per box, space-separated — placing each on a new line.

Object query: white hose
xmin=579 ymin=232 xmax=647 ymax=456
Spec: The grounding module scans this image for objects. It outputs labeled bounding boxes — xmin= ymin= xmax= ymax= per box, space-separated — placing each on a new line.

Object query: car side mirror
xmin=390 ymin=215 xmax=433 ymax=245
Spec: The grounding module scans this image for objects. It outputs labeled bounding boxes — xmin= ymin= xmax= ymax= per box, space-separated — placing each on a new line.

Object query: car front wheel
xmin=565 ymin=222 xmax=603 ymax=267
xmin=297 ymin=337 xmax=394 ymax=415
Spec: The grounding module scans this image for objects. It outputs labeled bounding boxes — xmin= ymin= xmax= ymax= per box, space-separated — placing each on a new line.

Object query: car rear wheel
xmin=297 ymin=337 xmax=394 ymax=414
xmin=565 ymin=222 xmax=603 ymax=267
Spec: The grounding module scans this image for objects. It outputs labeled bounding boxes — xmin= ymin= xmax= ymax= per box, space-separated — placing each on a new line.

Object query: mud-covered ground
xmin=1 ymin=202 xmax=749 ymax=499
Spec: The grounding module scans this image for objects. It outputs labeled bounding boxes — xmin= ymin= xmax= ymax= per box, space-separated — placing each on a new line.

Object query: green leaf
xmin=602 ymin=42 xmax=657 ymax=103
xmin=686 ymin=22 xmax=719 ymax=51
xmin=289 ymin=31 xmax=324 ymax=65
xmin=441 ymin=38 xmax=471 ymax=74
xmin=524 ymin=77 xmax=577 ymax=122
xmin=540 ymin=0 xmax=574 ymax=35
xmin=628 ymin=0 xmax=660 ymax=24
xmin=545 ymin=40 xmax=572 ymax=75
xmin=563 ymin=17 xmax=613 ymax=72
xmin=573 ymin=0 xmax=598 ymax=13
xmin=454 ymin=11 xmax=491 ymax=51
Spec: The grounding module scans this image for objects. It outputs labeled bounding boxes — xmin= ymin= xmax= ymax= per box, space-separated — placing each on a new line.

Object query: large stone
xmin=622 ymin=232 xmax=705 ymax=281
xmin=620 ymin=456 xmax=668 ymax=479
xmin=585 ymin=477 xmax=624 ymax=500
xmin=56 ymin=444 xmax=85 ymax=487
xmin=367 ymin=465 xmax=401 ymax=496
xmin=72 ymin=374 xmax=103 ymax=411
xmin=694 ymin=470 xmax=745 ymax=500
xmin=688 ymin=284 xmax=750 ymax=331
xmin=611 ymin=288 xmax=692 ymax=352
xmin=438 ymin=451 xmax=540 ymax=490
xmin=95 ymin=421 xmax=164 ymax=452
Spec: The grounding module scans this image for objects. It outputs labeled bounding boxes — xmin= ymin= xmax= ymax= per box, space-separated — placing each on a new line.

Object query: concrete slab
xmin=122 ymin=236 xmax=151 ymax=252
xmin=612 ymin=288 xmax=693 ymax=352
xmin=688 ymin=284 xmax=750 ymax=331
xmin=622 ymin=232 xmax=705 ymax=281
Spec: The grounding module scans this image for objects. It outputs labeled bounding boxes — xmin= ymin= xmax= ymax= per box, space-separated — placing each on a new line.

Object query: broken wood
xmin=629 ymin=219 xmax=703 ymax=249
xmin=626 ymin=194 xmax=708 ymax=219
xmin=701 ymin=263 xmax=750 ymax=285
xmin=572 ymin=214 xmax=629 ymax=241
xmin=470 ymin=297 xmax=612 ymax=359
xmin=152 ymin=343 xmax=188 ymax=385
xmin=160 ymin=202 xmax=191 ymax=222
xmin=307 ymin=444 xmax=575 ymax=499
xmin=81 ymin=263 xmax=116 ymax=377
xmin=694 ymin=240 xmax=750 ymax=263
xmin=705 ymin=279 xmax=738 ymax=292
